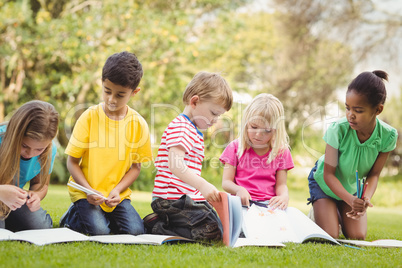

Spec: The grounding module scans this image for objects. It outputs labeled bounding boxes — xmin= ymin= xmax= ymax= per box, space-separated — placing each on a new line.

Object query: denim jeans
xmin=60 ymin=199 xmax=144 ymax=236
xmin=307 ymin=161 xmax=340 ymax=205
xmin=148 ymin=195 xmax=223 ymax=241
xmin=0 ymin=204 xmax=52 ymax=231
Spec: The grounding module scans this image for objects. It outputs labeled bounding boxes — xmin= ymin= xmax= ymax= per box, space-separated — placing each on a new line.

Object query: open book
xmin=210 ymin=192 xmax=243 ymax=247
xmin=239 ymin=205 xmax=340 ymax=247
xmin=336 ymin=239 xmax=402 ymax=248
xmin=0 ymin=228 xmax=194 ymax=246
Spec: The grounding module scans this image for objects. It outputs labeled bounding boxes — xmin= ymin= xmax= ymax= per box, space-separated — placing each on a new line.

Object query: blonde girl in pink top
xmin=220 ymin=93 xmax=294 ymax=209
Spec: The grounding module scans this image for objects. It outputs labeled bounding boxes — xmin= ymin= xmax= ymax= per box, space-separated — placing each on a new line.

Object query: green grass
xmin=1 ymin=185 xmax=401 ymax=268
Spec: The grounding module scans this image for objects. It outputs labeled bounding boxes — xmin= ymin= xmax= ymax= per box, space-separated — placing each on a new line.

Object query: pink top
xmin=219 ymin=139 xmax=294 ymax=201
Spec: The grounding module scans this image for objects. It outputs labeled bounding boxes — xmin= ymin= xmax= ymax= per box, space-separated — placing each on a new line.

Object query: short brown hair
xmin=102 ymin=51 xmax=143 ymax=90
xmin=183 ymin=71 xmax=233 ymax=111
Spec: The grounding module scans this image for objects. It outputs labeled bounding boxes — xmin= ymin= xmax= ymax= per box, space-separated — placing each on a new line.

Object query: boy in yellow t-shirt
xmin=59 ymin=52 xmax=152 ymax=235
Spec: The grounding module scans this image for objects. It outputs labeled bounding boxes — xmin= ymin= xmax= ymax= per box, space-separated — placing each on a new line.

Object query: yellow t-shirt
xmin=65 ymin=103 xmax=152 ymax=212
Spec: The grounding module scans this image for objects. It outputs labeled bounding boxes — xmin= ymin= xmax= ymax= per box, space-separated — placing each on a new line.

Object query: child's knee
xmin=127 ymin=223 xmax=145 ymax=235
xmin=345 ymin=231 xmax=366 ymax=240
xmin=343 ymin=227 xmax=366 ymax=240
xmin=90 ymin=223 xmax=110 ymax=235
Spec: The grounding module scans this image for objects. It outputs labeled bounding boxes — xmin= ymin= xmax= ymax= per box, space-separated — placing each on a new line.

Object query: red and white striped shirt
xmin=152 ymin=114 xmax=205 ymax=201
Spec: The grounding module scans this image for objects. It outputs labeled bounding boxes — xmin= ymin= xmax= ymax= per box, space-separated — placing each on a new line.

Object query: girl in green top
xmin=307 ymin=70 xmax=398 ymax=239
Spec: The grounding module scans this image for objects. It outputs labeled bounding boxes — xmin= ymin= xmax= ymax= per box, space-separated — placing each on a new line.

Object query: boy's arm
xmin=168 ymin=146 xmax=221 ymax=202
xmin=269 ymin=170 xmax=289 ymax=210
xmin=222 ymin=163 xmax=250 ymax=206
xmin=66 ymin=155 xmax=105 ymax=206
xmin=105 ymin=163 xmax=141 ymax=208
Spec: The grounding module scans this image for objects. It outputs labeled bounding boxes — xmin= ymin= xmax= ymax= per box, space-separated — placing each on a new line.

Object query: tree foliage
xmin=0 ymin=0 xmax=399 ymax=188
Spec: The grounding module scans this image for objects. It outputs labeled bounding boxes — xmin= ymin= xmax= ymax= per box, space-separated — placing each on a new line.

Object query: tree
xmin=272 ymin=0 xmax=402 ymax=170
xmin=1 ymin=0 xmax=398 ymax=187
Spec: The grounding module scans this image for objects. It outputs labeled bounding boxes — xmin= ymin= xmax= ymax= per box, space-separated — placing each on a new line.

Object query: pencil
xmin=361 ymin=182 xmax=368 ymax=199
xmin=356 ymin=170 xmax=359 ymax=198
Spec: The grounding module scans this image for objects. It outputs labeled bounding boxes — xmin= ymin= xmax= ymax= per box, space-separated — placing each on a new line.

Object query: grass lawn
xmin=1 ymin=185 xmax=401 ymax=268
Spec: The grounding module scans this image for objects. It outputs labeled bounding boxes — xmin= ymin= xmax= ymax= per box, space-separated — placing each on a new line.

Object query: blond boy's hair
xmin=238 ymin=93 xmax=290 ymax=164
xmin=183 ymin=71 xmax=233 ymax=111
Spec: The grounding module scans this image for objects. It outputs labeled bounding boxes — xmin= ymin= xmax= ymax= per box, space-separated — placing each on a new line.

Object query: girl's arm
xmin=269 ymin=170 xmax=289 ymax=210
xmin=222 ymin=163 xmax=251 ymax=206
xmin=323 ymin=144 xmax=366 ymax=214
xmin=347 ymin=151 xmax=390 ymax=218
xmin=323 ymin=144 xmax=354 ymax=203
xmin=168 ymin=146 xmax=221 ymax=203
xmin=361 ymin=152 xmax=389 ymax=201
xmin=67 ymin=155 xmax=105 ymax=206
xmin=26 ymin=174 xmax=49 ymax=212
xmin=105 ymin=163 xmax=141 ymax=208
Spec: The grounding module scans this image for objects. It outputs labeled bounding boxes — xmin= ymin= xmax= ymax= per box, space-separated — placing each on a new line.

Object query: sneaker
xmin=59 ymin=203 xmax=73 ymax=228
xmin=143 ymin=212 xmax=159 ymax=232
xmin=307 ymin=207 xmax=315 ymax=222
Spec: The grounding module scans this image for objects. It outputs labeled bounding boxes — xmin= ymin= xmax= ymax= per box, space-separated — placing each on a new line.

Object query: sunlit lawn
xmin=1 ymin=184 xmax=401 ymax=268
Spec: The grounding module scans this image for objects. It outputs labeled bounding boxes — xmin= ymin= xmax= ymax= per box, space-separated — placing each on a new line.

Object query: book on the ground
xmin=233 ymin=237 xmax=285 ymax=248
xmin=210 ymin=192 xmax=243 ymax=247
xmin=92 ymin=234 xmax=194 ymax=245
xmin=336 ymin=239 xmax=402 ymax=248
xmin=241 ymin=205 xmax=340 ymax=246
xmin=0 ymin=228 xmax=195 ymax=246
xmin=0 ymin=227 xmax=89 ymax=246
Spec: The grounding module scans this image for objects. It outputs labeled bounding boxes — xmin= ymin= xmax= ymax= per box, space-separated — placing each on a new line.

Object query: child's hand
xmin=0 ymin=185 xmax=27 ymax=211
xmin=269 ymin=195 xmax=289 ymax=210
xmin=26 ymin=191 xmax=41 ymax=212
xmin=236 ymin=187 xmax=251 ymax=207
xmin=350 ymin=196 xmax=366 ymax=212
xmin=87 ymin=189 xmax=106 ymax=206
xmin=346 ymin=196 xmax=373 ymax=219
xmin=363 ymin=197 xmax=373 ymax=210
xmin=105 ymin=189 xmax=121 ymax=208
xmin=199 ymin=182 xmax=221 ymax=203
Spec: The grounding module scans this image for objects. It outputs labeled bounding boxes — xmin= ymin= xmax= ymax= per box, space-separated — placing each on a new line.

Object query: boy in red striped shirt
xmin=146 ymin=71 xmax=233 ymax=241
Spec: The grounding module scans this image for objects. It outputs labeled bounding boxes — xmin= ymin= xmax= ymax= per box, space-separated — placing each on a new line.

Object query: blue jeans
xmin=60 ymin=199 xmax=144 ymax=236
xmin=0 ymin=204 xmax=52 ymax=231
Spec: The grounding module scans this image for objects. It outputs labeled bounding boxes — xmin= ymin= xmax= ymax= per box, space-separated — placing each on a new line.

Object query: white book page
xmin=90 ymin=234 xmax=157 ymax=245
xmin=233 ymin=237 xmax=285 ymax=248
xmin=243 ymin=205 xmax=299 ymax=243
xmin=14 ymin=228 xmax=89 ymax=245
xmin=337 ymin=239 xmax=402 ymax=248
xmin=286 ymin=207 xmax=339 ymax=244
xmin=137 ymin=234 xmax=193 ymax=245
xmin=0 ymin=228 xmax=19 ymax=241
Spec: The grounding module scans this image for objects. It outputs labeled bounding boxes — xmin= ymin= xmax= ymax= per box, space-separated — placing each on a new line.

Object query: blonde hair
xmin=0 ymin=100 xmax=59 ymax=218
xmin=237 ymin=93 xmax=289 ymax=164
xmin=182 ymin=71 xmax=233 ymax=111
